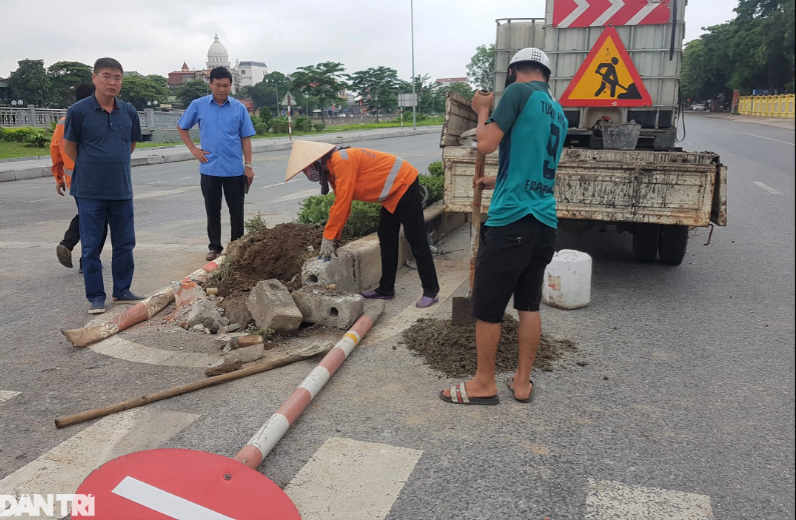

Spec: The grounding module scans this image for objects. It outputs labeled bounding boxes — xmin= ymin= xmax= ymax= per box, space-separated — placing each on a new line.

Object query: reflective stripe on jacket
xmin=324 ymin=148 xmax=419 ymax=240
xmin=50 ymin=117 xmax=75 ymax=186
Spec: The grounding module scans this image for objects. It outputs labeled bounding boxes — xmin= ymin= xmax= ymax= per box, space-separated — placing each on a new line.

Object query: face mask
xmin=303 ymin=162 xmax=321 ymax=182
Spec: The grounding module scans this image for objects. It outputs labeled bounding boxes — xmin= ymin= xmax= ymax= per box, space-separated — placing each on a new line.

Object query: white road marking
xmin=0 ymin=390 xmax=20 ymax=404
xmin=260 ymin=178 xmax=301 ymax=189
xmin=135 ymin=186 xmax=198 ymax=200
xmin=743 ymin=132 xmax=795 ymax=146
xmin=0 ymin=409 xmax=199 ymax=499
xmin=112 ymin=476 xmax=233 ymax=520
xmin=90 ymin=336 xmax=221 ymax=368
xmin=274 ymin=188 xmax=321 ymax=202
xmin=585 ymin=479 xmax=714 ymax=519
xmin=179 ymin=176 xmax=192 ymax=180
xmin=752 ymin=181 xmax=782 ymax=195
xmin=147 ymin=180 xmax=167 ymax=185
xmin=27 ymin=199 xmax=53 ymax=203
xmin=284 ymin=437 xmax=423 ymax=520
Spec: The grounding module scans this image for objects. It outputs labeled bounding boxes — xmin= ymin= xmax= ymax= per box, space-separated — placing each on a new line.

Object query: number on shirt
xmin=543 ymin=123 xmax=561 ymax=181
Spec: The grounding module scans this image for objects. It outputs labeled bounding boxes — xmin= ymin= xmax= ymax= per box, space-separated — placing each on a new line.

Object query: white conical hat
xmin=285 ymin=140 xmax=337 ymax=182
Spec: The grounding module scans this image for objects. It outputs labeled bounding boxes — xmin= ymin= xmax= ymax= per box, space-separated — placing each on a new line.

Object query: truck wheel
xmin=633 ymin=224 xmax=660 ymax=262
xmin=659 ymin=225 xmax=689 ymax=265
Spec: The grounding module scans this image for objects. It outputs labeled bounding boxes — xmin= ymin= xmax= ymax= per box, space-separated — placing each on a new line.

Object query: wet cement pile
xmin=401 ymin=315 xmax=578 ymax=378
xmin=215 ymin=223 xmax=324 ymax=296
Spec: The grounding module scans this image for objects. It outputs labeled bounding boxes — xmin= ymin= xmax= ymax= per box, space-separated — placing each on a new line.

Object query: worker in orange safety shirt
xmin=285 ymin=140 xmax=440 ymax=308
xmin=51 ymin=83 xmax=106 ymax=273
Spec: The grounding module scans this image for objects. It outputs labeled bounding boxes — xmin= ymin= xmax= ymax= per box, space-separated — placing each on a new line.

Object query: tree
xmin=118 ymin=75 xmax=171 ymax=110
xmin=467 ymin=44 xmax=496 ymax=91
xmin=147 ymin=75 xmax=169 ymax=89
xmin=291 ymin=62 xmax=347 ymax=121
xmin=47 ymin=61 xmax=92 ymax=108
xmin=254 ymin=71 xmax=293 ymax=115
xmin=347 ymin=66 xmax=402 ymax=121
xmin=8 ymin=59 xmax=52 ymax=107
xmin=176 ymin=79 xmax=211 ymax=107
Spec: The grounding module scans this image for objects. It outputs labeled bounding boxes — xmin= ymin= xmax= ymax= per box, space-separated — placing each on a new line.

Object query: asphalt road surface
xmin=0 ymin=118 xmax=793 ymax=519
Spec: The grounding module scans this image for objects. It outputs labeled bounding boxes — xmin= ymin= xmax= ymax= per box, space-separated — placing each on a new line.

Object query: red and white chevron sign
xmin=553 ymin=0 xmax=671 ymax=28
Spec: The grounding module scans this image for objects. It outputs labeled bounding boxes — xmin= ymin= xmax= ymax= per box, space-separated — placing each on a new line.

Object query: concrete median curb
xmin=302 ymin=202 xmax=466 ymax=293
xmin=0 ymin=126 xmax=442 ymax=183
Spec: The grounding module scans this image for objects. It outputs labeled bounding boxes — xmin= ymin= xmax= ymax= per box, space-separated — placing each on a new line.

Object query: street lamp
xmin=410 ymin=0 xmax=417 ymax=130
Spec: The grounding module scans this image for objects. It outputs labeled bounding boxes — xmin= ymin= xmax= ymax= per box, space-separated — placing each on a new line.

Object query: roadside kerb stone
xmin=180 ymin=299 xmax=229 ymax=333
xmin=247 ymin=279 xmax=303 ymax=331
xmin=302 ymin=202 xmax=467 ymax=294
xmin=291 ymin=287 xmax=364 ymax=329
xmin=0 ymin=126 xmax=441 ymax=183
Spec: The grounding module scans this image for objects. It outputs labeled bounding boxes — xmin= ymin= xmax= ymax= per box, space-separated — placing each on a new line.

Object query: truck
xmin=441 ymin=2 xmax=727 ymax=265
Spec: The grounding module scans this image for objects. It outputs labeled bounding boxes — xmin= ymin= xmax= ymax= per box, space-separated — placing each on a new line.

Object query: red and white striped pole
xmin=234 ymin=300 xmax=385 ymax=469
xmin=287 ymin=92 xmax=292 ymax=141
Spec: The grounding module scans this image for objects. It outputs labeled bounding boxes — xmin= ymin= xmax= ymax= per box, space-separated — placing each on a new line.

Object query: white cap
xmin=509 ymin=48 xmax=551 ymax=76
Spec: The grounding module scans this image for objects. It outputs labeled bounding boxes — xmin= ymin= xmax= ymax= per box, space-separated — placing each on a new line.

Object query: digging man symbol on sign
xmin=594 ymin=56 xmax=642 ymax=100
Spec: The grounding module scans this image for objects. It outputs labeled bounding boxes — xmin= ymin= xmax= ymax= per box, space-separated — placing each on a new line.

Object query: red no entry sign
xmin=74 ymin=449 xmax=299 ymax=519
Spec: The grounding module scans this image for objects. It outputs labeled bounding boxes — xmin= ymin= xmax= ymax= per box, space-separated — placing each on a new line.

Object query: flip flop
xmin=439 ymin=382 xmax=499 ymax=405
xmin=506 ymin=377 xmax=534 ymax=403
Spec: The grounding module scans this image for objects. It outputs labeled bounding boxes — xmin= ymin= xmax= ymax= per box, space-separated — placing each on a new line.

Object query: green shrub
xmin=419 ymin=174 xmax=444 ymax=205
xmin=296 ymin=194 xmax=381 ymax=239
xmin=270 ymin=117 xmax=289 ymax=134
xmin=294 ymin=116 xmax=312 ymax=132
xmin=25 ymin=128 xmax=50 ymax=148
xmin=312 ymin=122 xmax=326 ymax=132
xmin=244 ymin=212 xmax=269 ymax=234
xmin=254 ymin=122 xmax=269 ymax=135
xmin=427 ymin=161 xmax=443 ymax=178
xmin=1 ymin=126 xmax=45 ymax=143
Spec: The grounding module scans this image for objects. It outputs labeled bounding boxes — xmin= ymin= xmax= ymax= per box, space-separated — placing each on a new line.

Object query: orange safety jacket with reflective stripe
xmin=50 ymin=117 xmax=75 ymax=187
xmin=324 ymin=147 xmax=419 ymax=240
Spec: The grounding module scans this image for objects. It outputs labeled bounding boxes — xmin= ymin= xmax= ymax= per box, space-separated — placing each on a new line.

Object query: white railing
xmin=0 ymin=106 xmax=184 ymax=129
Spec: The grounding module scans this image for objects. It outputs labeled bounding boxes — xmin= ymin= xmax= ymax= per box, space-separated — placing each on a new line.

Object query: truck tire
xmin=633 ymin=223 xmax=660 ymax=262
xmin=659 ymin=225 xmax=689 ymax=265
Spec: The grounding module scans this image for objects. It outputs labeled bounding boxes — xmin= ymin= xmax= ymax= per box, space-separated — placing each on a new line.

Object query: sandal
xmin=439 ymin=382 xmax=499 ymax=405
xmin=506 ymin=377 xmax=534 ymax=403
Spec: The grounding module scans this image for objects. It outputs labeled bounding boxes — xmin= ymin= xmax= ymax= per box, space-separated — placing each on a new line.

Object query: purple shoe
xmin=416 ymin=295 xmax=439 ymax=308
xmin=361 ymin=290 xmax=394 ymax=300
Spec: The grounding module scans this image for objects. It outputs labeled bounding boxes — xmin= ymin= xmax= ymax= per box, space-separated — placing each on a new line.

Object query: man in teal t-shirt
xmin=441 ymin=48 xmax=567 ymax=406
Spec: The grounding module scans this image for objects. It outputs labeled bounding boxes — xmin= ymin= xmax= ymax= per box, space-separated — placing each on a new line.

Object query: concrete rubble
xmin=291 ymin=287 xmax=365 ymax=329
xmin=170 ymin=280 xmax=229 ymax=333
xmin=302 ymin=250 xmax=361 ymax=294
xmin=246 ymin=279 xmax=303 ymax=331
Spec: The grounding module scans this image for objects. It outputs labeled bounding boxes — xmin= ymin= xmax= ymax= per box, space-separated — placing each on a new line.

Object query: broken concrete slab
xmin=180 ymin=300 xmax=229 ymax=333
xmin=220 ymin=292 xmax=254 ymax=329
xmin=221 ymin=335 xmax=264 ymax=353
xmin=222 ymin=343 xmax=265 ymax=364
xmin=247 ymin=279 xmax=303 ymax=331
xmin=302 ymin=250 xmax=360 ymax=294
xmin=291 ymin=287 xmax=364 ymax=329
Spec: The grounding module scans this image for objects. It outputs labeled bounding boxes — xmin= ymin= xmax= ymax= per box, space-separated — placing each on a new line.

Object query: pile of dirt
xmin=215 ymin=223 xmax=324 ymax=296
xmin=400 ymin=315 xmax=578 ymax=378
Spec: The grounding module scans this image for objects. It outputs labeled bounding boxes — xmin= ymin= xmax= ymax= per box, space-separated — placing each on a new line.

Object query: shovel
xmin=451 ymin=147 xmax=486 ymax=326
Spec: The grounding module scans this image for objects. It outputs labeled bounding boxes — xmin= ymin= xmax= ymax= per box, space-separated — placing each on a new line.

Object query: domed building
xmin=206 ymin=34 xmax=231 ymax=70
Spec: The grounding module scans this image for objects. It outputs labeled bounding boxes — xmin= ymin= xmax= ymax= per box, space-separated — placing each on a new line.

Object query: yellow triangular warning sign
xmin=560 ymin=26 xmax=652 ymax=107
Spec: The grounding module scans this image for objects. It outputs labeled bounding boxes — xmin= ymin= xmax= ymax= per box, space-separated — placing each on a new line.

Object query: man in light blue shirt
xmin=177 ymin=67 xmax=256 ymax=261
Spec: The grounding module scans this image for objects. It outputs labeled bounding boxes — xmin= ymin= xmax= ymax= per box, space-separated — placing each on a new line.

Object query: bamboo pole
xmin=54 ymin=342 xmax=331 ymax=429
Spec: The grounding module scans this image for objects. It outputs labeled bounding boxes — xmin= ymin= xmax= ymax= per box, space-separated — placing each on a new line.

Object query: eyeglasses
xmin=96 ymin=73 xmax=123 ymax=83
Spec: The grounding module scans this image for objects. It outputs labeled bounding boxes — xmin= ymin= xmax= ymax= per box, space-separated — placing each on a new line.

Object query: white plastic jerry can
xmin=542 ymin=249 xmax=592 ymax=309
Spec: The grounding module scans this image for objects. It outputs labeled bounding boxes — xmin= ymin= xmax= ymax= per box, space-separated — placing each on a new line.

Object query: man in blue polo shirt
xmin=177 ymin=67 xmax=256 ymax=261
xmin=64 ymin=57 xmax=143 ymax=315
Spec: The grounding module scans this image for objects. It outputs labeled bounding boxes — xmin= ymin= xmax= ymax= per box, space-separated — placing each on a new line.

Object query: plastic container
xmin=601 ymin=122 xmax=642 ymax=150
xmin=542 ymin=249 xmax=592 ymax=309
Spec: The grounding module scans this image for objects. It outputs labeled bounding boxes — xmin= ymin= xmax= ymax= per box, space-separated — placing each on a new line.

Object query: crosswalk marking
xmin=284 ymin=436 xmax=422 ymax=520
xmin=752 ymin=181 xmax=782 ymax=195
xmin=585 ymin=479 xmax=714 ymax=519
xmin=0 ymin=390 xmax=20 ymax=404
xmin=0 ymin=409 xmax=199 ymax=501
xmin=89 ymin=336 xmax=221 ymax=368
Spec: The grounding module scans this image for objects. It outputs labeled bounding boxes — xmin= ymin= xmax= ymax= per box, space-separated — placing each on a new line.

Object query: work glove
xmin=318 ymin=238 xmax=337 ymax=262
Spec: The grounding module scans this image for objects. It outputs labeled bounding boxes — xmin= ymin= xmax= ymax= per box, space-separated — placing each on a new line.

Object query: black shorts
xmin=471 ymin=214 xmax=557 ymax=323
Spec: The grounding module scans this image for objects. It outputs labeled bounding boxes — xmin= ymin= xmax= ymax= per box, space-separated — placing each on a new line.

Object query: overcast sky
xmin=1 ymin=0 xmax=737 ymax=81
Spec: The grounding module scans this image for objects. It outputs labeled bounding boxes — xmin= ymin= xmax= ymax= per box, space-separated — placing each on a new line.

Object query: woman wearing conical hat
xmin=285 ymin=141 xmax=439 ymax=308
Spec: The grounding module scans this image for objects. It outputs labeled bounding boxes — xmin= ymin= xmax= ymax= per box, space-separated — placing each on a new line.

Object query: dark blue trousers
xmin=75 ymin=197 xmax=135 ymax=302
